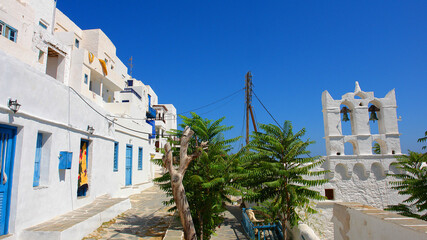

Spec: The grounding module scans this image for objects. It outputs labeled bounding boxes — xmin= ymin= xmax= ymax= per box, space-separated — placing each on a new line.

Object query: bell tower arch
xmin=322 ymin=82 xmax=401 ymax=156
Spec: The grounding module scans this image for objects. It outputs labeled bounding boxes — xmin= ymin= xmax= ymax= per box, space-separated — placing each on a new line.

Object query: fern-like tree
xmin=386 ymin=151 xmax=427 ymax=220
xmin=418 ymin=131 xmax=427 ymax=150
xmin=154 ymin=113 xmax=240 ymax=240
xmin=236 ymin=121 xmax=327 ymax=239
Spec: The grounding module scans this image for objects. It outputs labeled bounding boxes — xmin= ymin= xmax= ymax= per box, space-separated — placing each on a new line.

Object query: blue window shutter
xmin=138 ymin=148 xmax=143 ymax=170
xmin=113 ymin=142 xmax=118 ymax=171
xmin=33 ymin=133 xmax=43 ymax=187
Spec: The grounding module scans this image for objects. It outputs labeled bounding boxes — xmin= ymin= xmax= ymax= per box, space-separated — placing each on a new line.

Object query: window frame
xmin=113 ymin=142 xmax=118 ymax=172
xmin=39 ymin=21 xmax=47 ymax=29
xmin=84 ymin=74 xmax=88 ymax=84
xmin=33 ymin=133 xmax=43 ymax=187
xmin=138 ymin=147 xmax=143 ymax=170
xmin=75 ymin=39 xmax=80 ymax=48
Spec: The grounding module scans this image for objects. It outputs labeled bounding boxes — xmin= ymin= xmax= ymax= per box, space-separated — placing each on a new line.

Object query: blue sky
xmin=57 ymin=0 xmax=427 ymax=155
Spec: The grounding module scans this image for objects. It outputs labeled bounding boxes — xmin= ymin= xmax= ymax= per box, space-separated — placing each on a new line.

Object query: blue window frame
xmin=148 ymin=94 xmax=151 ymax=106
xmin=33 ymin=133 xmax=43 ymax=187
xmin=138 ymin=147 xmax=143 ymax=170
xmin=39 ymin=21 xmax=47 ymax=29
xmin=75 ymin=39 xmax=79 ymax=48
xmin=113 ymin=142 xmax=118 ymax=171
xmin=84 ymin=74 xmax=88 ymax=84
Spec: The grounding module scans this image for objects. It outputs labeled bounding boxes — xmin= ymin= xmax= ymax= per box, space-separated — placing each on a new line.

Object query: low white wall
xmin=333 ymin=202 xmax=427 ymax=240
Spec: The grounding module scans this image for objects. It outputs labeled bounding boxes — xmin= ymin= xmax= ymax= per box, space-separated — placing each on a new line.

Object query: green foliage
xmin=418 ymin=131 xmax=427 ymax=150
xmin=235 ymin=121 xmax=328 ymax=231
xmin=386 ymin=151 xmax=427 ymax=220
xmin=153 ymin=113 xmax=240 ymax=239
xmin=373 ymin=142 xmax=381 ymax=154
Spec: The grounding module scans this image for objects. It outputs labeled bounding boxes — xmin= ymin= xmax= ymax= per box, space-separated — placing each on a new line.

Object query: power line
xmin=178 ymin=87 xmax=244 ymax=115
xmin=103 ymin=87 xmax=244 ymax=121
xmin=253 ymin=90 xmax=283 ymax=131
xmin=69 ymin=87 xmax=153 ymax=136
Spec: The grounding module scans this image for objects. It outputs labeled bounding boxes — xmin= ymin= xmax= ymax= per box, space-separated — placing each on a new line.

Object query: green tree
xmin=386 ymin=151 xmax=427 ymax=220
xmin=236 ymin=121 xmax=327 ymax=239
xmin=154 ymin=113 xmax=240 ymax=240
xmin=373 ymin=142 xmax=381 ymax=154
xmin=418 ymin=131 xmax=427 ymax=150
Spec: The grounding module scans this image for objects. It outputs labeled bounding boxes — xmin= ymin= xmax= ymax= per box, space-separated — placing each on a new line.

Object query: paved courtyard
xmin=83 ymin=184 xmax=247 ymax=240
xmin=84 ymin=185 xmax=173 ymax=240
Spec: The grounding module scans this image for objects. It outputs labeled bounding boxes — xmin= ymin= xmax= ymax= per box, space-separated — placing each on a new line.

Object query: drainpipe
xmin=51 ymin=0 xmax=58 ymax=34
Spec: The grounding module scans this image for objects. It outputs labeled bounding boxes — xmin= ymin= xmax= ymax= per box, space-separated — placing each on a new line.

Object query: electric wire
xmin=253 ymin=90 xmax=284 ymax=131
xmin=106 ymin=87 xmax=245 ymax=121
xmin=198 ymin=90 xmax=242 ymax=116
xmin=69 ymin=87 xmax=153 ymax=135
xmin=178 ymin=87 xmax=244 ymax=115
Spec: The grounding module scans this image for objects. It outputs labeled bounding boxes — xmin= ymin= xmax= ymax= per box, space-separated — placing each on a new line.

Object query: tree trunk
xmin=162 ymin=126 xmax=207 ymax=240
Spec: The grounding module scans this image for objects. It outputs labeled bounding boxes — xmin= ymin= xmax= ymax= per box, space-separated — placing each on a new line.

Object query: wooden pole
xmin=245 ymin=71 xmax=252 ymax=145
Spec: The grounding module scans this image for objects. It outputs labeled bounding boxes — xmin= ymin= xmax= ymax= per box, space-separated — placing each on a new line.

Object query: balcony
xmin=146 ymin=106 xmax=156 ymax=119
xmin=120 ymin=88 xmax=141 ymax=100
xmin=146 ymin=120 xmax=156 ymax=139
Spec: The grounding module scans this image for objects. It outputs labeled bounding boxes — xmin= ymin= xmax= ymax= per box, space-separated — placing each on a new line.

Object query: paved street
xmin=84 ymin=185 xmax=173 ymax=240
xmin=83 ymin=185 xmax=247 ymax=240
xmin=211 ymin=205 xmax=247 ymax=240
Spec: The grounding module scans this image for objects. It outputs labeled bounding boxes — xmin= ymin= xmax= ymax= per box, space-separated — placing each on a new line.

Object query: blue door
xmin=125 ymin=145 xmax=132 ymax=186
xmin=0 ymin=126 xmax=16 ymax=235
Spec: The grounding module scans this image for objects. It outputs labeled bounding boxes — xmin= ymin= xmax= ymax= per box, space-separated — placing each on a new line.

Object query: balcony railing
xmin=120 ymin=88 xmax=141 ymax=100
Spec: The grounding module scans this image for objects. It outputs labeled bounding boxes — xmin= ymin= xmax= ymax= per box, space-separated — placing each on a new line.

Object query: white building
xmin=309 ymin=82 xmax=406 ymax=239
xmin=0 ymin=0 xmax=176 ymax=238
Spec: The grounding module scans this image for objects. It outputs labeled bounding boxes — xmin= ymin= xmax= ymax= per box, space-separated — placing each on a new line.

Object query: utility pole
xmin=245 ymin=71 xmax=257 ymax=145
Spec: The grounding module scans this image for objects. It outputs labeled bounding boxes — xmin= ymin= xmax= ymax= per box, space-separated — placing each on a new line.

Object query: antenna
xmin=128 ymin=56 xmax=133 ymax=77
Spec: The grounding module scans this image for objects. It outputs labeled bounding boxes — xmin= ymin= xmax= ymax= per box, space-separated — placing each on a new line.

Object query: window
xmin=138 ymin=147 xmax=143 ymax=170
xmin=33 ymin=133 xmax=43 ymax=187
xmin=325 ymin=189 xmax=335 ymax=200
xmin=75 ymin=39 xmax=79 ymax=48
xmin=113 ymin=142 xmax=118 ymax=171
xmin=39 ymin=21 xmax=47 ymax=29
xmin=5 ymin=25 xmax=17 ymax=42
xmin=148 ymin=94 xmax=151 ymax=106
xmin=84 ymin=74 xmax=88 ymax=84
xmin=0 ymin=23 xmax=3 ymax=36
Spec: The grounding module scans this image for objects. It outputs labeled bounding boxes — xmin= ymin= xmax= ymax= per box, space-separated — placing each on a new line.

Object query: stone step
xmin=21 ymin=195 xmax=131 ymax=240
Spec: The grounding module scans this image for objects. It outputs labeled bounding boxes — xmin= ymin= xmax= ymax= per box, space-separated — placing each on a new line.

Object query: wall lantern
xmin=8 ymin=99 xmax=21 ymax=113
xmin=340 ymin=106 xmax=351 ymax=122
xmin=369 ymin=105 xmax=380 ymax=122
xmin=87 ymin=125 xmax=95 ymax=134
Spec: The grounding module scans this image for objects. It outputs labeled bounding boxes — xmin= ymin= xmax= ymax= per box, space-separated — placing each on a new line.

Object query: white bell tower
xmin=322 ymin=82 xmax=401 ymax=156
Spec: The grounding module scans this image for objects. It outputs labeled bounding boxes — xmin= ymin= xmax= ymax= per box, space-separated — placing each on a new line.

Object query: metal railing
xmin=241 ymin=208 xmax=283 ymax=240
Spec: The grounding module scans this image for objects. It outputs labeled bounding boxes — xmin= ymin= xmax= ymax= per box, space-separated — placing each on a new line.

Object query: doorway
xmin=0 ymin=125 xmax=16 ymax=235
xmin=77 ymin=139 xmax=89 ymax=197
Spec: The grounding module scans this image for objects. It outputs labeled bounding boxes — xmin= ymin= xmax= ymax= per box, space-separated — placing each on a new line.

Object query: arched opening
xmin=353 ymin=163 xmax=369 ymax=180
xmin=371 ymin=162 xmax=386 ymax=180
xmin=335 ymin=163 xmax=350 ymax=180
xmin=344 ymin=141 xmax=358 ymax=156
xmin=389 ymin=163 xmax=403 ymax=175
xmin=368 ymin=101 xmax=381 ymax=134
xmin=340 ymin=101 xmax=354 ymax=136
xmin=372 ymin=139 xmax=387 ymax=155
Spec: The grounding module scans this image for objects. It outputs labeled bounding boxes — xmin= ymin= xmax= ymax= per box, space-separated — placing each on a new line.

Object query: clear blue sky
xmin=57 ymin=0 xmax=427 ymax=155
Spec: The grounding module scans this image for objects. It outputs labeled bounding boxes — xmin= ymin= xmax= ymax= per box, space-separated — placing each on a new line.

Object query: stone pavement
xmin=211 ymin=205 xmax=248 ymax=240
xmin=84 ymin=185 xmax=174 ymax=240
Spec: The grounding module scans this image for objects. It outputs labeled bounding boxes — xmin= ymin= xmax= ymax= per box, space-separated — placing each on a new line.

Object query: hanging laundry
xmin=98 ymin=59 xmax=108 ymax=76
xmin=78 ymin=141 xmax=88 ymax=187
xmin=88 ymin=52 xmax=94 ymax=63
